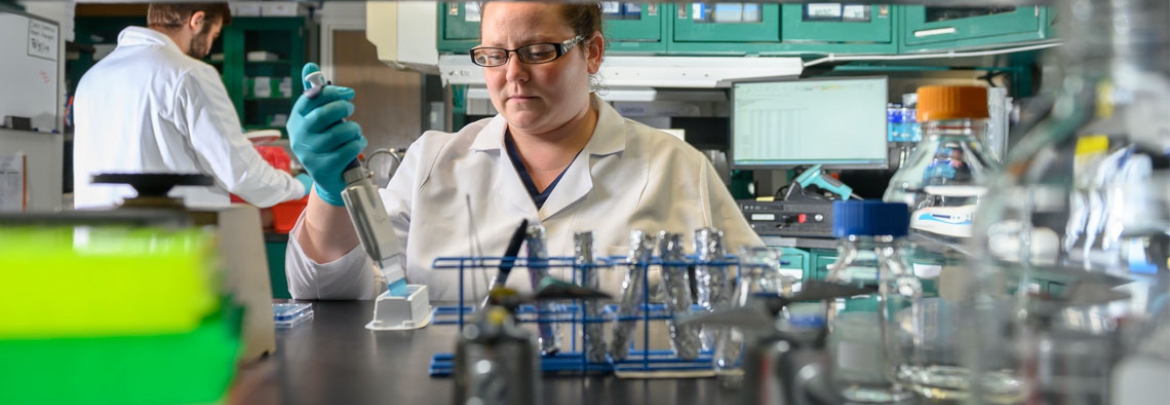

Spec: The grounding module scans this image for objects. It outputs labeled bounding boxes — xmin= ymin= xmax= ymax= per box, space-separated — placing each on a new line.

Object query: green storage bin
xmin=0 ymin=305 xmax=243 ymax=405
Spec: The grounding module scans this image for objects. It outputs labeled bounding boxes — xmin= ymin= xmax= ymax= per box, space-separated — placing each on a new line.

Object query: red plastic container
xmin=270 ymin=196 xmax=308 ymax=233
xmin=231 ymin=146 xmax=296 ymax=206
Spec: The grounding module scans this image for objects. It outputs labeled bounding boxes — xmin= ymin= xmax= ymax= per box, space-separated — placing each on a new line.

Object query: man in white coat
xmin=73 ymin=3 xmax=310 ymax=209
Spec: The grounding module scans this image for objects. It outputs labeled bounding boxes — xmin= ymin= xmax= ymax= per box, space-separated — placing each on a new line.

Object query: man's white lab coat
xmin=285 ymin=96 xmax=763 ymax=301
xmin=73 ymin=27 xmax=304 ymax=209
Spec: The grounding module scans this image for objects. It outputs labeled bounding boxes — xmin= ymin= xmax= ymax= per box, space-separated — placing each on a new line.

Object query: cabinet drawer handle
xmin=915 ymin=27 xmax=957 ymax=37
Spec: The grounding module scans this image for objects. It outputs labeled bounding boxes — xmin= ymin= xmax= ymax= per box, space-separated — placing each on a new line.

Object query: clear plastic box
xmin=273 ymin=303 xmax=313 ymax=328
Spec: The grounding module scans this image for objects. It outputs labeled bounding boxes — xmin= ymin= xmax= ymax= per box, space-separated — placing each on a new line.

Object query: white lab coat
xmin=285 ymin=95 xmax=763 ymax=300
xmin=73 ymin=27 xmax=304 ymax=209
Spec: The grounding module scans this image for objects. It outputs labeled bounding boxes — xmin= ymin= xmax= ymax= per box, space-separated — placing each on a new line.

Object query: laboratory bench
xmin=230 ymin=300 xmax=736 ymax=405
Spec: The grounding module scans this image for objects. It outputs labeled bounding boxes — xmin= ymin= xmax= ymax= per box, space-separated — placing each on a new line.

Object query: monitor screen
xmin=731 ymin=77 xmax=889 ymax=170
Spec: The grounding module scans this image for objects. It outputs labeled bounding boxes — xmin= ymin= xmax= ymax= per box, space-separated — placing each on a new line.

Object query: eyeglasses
xmin=469 ymin=36 xmax=586 ymax=67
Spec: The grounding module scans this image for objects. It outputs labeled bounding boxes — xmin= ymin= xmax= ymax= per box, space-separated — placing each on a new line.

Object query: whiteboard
xmin=0 ymin=11 xmax=59 ymax=132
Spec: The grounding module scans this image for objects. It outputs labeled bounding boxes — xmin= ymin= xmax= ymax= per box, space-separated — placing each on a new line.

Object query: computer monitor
xmin=731 ymin=77 xmax=889 ymax=170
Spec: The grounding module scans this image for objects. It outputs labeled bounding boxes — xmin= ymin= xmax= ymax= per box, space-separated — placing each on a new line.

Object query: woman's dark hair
xmin=479 ymin=2 xmax=604 ymax=40
xmin=556 ymin=3 xmax=603 ymax=40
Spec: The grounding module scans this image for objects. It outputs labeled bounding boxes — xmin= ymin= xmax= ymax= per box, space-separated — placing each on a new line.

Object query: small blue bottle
xmin=901 ymin=107 xmax=921 ymax=142
xmin=887 ymin=104 xmax=904 ymax=142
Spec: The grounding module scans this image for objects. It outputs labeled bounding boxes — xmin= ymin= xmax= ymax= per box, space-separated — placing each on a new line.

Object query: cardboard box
xmin=252 ymin=77 xmax=272 ymax=98
xmin=246 ymin=51 xmax=281 ymax=62
xmin=278 ymin=77 xmax=292 ymax=98
xmin=231 ymin=2 xmax=262 ymax=17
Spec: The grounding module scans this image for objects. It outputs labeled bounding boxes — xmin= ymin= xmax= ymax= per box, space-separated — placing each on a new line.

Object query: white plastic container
xmin=365 ymin=284 xmax=432 ymax=331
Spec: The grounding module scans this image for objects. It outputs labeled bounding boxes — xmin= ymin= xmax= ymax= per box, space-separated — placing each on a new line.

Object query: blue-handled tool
xmin=793 ymin=164 xmax=861 ymax=201
xmin=305 ymin=71 xmax=409 ymax=297
xmin=481 ymin=219 xmax=530 ymax=309
xmin=494 ymin=219 xmax=531 ymax=288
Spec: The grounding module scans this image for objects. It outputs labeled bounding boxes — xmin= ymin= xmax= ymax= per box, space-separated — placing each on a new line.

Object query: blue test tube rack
xmin=426 ymin=255 xmax=750 ymax=377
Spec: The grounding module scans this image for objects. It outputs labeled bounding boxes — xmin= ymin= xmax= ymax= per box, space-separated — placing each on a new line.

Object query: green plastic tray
xmin=0 ymin=304 xmax=243 ymax=405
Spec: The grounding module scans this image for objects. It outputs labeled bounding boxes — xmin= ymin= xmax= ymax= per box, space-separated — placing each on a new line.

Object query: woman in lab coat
xmin=285 ymin=2 xmax=762 ymax=300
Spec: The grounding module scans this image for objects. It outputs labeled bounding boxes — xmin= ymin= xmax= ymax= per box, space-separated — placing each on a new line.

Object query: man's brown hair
xmin=147 ymin=3 xmax=232 ymax=29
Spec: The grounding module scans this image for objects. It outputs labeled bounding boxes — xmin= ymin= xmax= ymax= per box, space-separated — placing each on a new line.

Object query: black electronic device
xmin=739 ymin=199 xmax=835 ymax=238
xmin=3 ymin=116 xmax=32 ymax=131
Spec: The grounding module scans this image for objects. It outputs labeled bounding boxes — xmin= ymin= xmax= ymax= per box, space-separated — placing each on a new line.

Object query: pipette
xmin=304 ymin=71 xmax=409 ymax=297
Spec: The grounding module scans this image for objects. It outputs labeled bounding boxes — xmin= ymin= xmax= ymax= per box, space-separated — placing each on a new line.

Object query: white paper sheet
xmin=0 ymin=153 xmax=26 ymax=211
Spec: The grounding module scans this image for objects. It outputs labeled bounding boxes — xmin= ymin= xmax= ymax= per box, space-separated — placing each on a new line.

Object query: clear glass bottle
xmin=965 ymin=0 xmax=1170 ymax=403
xmin=824 ymin=201 xmax=921 ymax=404
xmin=714 ymin=246 xmax=793 ymax=387
xmin=883 ymin=86 xmax=1001 ymax=244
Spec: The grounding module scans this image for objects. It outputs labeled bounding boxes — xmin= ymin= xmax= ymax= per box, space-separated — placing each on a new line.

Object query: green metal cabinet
xmin=670 ymin=3 xmax=781 ymax=55
xmin=670 ymin=3 xmax=896 ymax=55
xmin=673 ymin=3 xmax=780 ymax=43
xmin=811 ymin=249 xmax=838 ymax=281
xmin=901 ymin=5 xmax=1050 ymax=52
xmin=437 ymin=3 xmax=1054 ymax=59
xmin=603 ymin=2 xmax=669 ymax=53
xmin=777 ymin=247 xmax=809 ymax=280
xmin=780 ymin=4 xmax=897 ymax=54
xmin=438 ymin=2 xmax=479 ymax=54
xmin=804 ymin=247 xmax=940 ymax=296
xmin=1044 ymin=6 xmax=1058 ymax=41
xmin=219 ymin=17 xmax=313 ymax=138
xmin=782 ymin=4 xmax=891 ymax=43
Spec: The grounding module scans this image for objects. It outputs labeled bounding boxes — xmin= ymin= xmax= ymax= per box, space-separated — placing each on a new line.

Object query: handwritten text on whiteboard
xmin=27 ymin=19 xmax=57 ymax=61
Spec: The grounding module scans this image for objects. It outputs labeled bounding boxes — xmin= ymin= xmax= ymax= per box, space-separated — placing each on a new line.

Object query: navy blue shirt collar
xmin=504 ymin=132 xmax=576 ymax=210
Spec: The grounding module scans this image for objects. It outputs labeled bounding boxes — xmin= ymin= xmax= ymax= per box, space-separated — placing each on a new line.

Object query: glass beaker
xmin=714 ymin=246 xmax=794 ymax=387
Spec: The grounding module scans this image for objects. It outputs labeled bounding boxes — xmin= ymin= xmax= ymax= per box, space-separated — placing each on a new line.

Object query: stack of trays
xmin=0 ymin=226 xmax=243 ymax=405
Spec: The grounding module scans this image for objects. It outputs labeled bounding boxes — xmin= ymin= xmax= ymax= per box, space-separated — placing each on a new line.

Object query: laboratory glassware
xmin=883 ymin=86 xmax=1000 ymax=243
xmin=965 ymin=0 xmax=1170 ymax=403
xmin=823 ymin=200 xmax=919 ymax=404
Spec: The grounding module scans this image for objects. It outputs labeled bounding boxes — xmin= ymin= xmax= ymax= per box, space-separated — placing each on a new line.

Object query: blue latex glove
xmin=295 ymin=173 xmax=313 ymax=197
xmin=288 ymin=63 xmax=366 ymax=206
